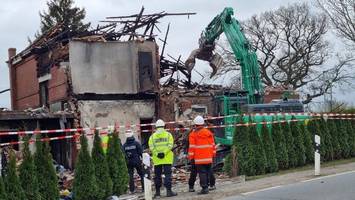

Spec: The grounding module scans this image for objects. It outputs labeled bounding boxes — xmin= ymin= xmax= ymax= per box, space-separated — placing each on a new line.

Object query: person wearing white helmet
xmin=148 ymin=119 xmax=177 ymax=198
xmin=123 ymin=129 xmax=144 ymax=194
xmin=188 ymin=115 xmax=216 ymax=195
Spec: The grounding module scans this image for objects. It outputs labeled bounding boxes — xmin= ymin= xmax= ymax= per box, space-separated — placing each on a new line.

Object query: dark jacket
xmin=123 ymin=137 xmax=143 ymax=166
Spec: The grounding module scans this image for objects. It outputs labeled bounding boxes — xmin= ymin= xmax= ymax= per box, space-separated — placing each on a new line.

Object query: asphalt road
xmin=224 ymin=171 xmax=355 ymax=200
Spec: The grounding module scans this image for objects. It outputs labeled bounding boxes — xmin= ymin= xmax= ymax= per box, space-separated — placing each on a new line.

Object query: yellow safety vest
xmin=148 ymin=128 xmax=174 ymax=165
xmin=102 ymin=135 xmax=109 ymax=154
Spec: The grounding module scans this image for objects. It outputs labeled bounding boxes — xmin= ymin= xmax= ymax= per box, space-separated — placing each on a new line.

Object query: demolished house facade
xmin=7 ymin=26 xmax=159 ymax=153
xmin=3 ymin=8 xmax=301 ymax=168
xmin=3 ymin=10 xmax=204 ymax=167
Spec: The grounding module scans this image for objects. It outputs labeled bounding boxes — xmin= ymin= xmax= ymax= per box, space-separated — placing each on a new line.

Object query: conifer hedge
xmin=225 ymin=115 xmax=355 ymax=178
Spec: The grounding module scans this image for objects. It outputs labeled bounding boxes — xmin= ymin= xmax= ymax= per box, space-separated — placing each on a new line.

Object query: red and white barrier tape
xmin=0 ymin=112 xmax=353 ymax=138
xmin=0 ymin=118 xmax=321 ymax=147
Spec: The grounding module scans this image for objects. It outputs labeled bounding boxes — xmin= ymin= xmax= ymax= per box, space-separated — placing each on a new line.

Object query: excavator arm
xmin=186 ymin=7 xmax=263 ymax=104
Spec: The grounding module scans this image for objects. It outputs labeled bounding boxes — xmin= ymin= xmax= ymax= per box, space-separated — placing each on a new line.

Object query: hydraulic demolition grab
xmin=185 ymin=7 xmax=263 ymax=104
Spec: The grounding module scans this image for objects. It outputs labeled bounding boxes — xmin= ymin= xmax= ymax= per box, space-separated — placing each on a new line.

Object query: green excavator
xmin=186 ymin=7 xmax=305 ymax=146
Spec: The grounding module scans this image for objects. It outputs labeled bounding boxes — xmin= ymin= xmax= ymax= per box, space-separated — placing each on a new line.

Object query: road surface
xmin=224 ymin=171 xmax=355 ymax=200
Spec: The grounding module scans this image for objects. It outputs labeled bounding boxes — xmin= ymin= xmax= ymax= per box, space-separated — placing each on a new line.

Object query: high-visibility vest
xmin=102 ymin=135 xmax=109 ymax=154
xmin=148 ymin=128 xmax=174 ymax=165
xmin=188 ymin=128 xmax=216 ymax=165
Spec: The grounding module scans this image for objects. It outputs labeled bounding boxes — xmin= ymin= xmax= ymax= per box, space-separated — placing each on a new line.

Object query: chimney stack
xmin=8 ymin=48 xmax=17 ymax=110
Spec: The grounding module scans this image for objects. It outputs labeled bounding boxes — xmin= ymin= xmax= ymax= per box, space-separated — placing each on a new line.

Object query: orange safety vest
xmin=188 ymin=127 xmax=216 ymax=165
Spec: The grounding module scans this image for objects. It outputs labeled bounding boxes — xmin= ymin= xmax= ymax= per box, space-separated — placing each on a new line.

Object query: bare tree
xmin=213 ymin=40 xmax=240 ymax=78
xmin=216 ymin=3 xmax=354 ymax=103
xmin=316 ymin=0 xmax=355 ymax=45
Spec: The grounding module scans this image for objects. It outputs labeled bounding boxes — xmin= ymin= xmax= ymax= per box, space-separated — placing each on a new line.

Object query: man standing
xmin=188 ymin=115 xmax=216 ymax=195
xmin=149 ymin=119 xmax=177 ymax=198
xmin=187 ymin=121 xmax=216 ymax=192
xmin=123 ymin=130 xmax=145 ymax=194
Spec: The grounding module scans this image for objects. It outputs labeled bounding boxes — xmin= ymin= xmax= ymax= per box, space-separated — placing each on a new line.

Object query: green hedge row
xmin=1 ymin=131 xmax=128 ymax=200
xmin=224 ymin=118 xmax=355 ymax=177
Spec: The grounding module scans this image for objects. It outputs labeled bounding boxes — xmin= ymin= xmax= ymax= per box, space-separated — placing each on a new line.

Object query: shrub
xmin=249 ymin=124 xmax=266 ymax=175
xmin=107 ymin=131 xmax=129 ymax=196
xmin=346 ymin=120 xmax=355 ymax=157
xmin=300 ymin=123 xmax=313 ymax=163
xmin=319 ymin=119 xmax=334 ymax=161
xmin=290 ymin=120 xmax=306 ymax=167
xmin=19 ymin=137 xmax=41 ymax=200
xmin=335 ymin=120 xmax=350 ymax=158
xmin=272 ymin=122 xmax=289 ymax=169
xmin=328 ymin=120 xmax=342 ymax=159
xmin=0 ymin=172 xmax=7 ymax=200
xmin=261 ymin=123 xmax=278 ymax=173
xmin=92 ymin=131 xmax=113 ymax=200
xmin=34 ymin=135 xmax=60 ymax=200
xmin=237 ymin=124 xmax=255 ymax=176
xmin=5 ymin=150 xmax=26 ymax=200
xmin=283 ymin=122 xmax=297 ymax=168
xmin=73 ymin=134 xmax=98 ymax=200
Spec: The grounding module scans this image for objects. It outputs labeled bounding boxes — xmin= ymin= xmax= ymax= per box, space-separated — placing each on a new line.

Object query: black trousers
xmin=188 ymin=163 xmax=215 ymax=188
xmin=128 ymin=162 xmax=145 ymax=192
xmin=195 ymin=164 xmax=214 ymax=189
xmin=154 ymin=164 xmax=172 ymax=190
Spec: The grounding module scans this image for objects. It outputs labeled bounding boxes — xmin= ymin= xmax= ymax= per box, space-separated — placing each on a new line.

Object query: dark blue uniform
xmin=123 ymin=137 xmax=145 ymax=192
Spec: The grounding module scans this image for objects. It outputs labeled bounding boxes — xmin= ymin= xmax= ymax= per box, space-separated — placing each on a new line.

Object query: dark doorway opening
xmin=139 ymin=118 xmax=153 ymax=149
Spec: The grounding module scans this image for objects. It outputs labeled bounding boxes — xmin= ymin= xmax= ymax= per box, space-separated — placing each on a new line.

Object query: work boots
xmin=166 ymin=189 xmax=177 ymax=197
xmin=197 ymin=188 xmax=209 ymax=195
xmin=153 ymin=189 xmax=161 ymax=199
xmin=209 ymin=185 xmax=216 ymax=191
xmin=188 ymin=187 xmax=195 ymax=192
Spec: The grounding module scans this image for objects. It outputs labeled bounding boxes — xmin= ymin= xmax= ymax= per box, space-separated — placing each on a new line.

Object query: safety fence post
xmin=314 ymin=134 xmax=321 ymax=176
xmin=143 ymin=153 xmax=152 ymax=200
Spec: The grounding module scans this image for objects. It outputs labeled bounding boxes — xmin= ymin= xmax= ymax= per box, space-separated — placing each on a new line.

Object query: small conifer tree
xmin=346 ymin=120 xmax=355 ymax=157
xmin=92 ymin=131 xmax=113 ymax=200
xmin=249 ymin=124 xmax=266 ymax=175
xmin=319 ymin=119 xmax=334 ymax=161
xmin=232 ymin=123 xmax=255 ymax=176
xmin=328 ymin=120 xmax=342 ymax=159
xmin=261 ymin=123 xmax=278 ymax=173
xmin=0 ymin=173 xmax=7 ymax=200
xmin=34 ymin=135 xmax=60 ymax=200
xmin=5 ymin=150 xmax=26 ymax=200
xmin=272 ymin=122 xmax=289 ymax=169
xmin=283 ymin=122 xmax=297 ymax=168
xmin=73 ymin=134 xmax=98 ymax=200
xmin=107 ymin=131 xmax=129 ymax=196
xmin=19 ymin=137 xmax=41 ymax=200
xmin=300 ymin=123 xmax=313 ymax=163
xmin=290 ymin=120 xmax=306 ymax=167
xmin=336 ymin=120 xmax=351 ymax=158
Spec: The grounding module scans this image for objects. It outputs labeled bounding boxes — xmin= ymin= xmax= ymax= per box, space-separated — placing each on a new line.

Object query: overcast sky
xmin=0 ymin=0 xmax=352 ymax=109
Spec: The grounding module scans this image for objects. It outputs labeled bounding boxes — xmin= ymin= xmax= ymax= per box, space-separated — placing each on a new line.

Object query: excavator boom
xmin=186 ymin=7 xmax=263 ymax=104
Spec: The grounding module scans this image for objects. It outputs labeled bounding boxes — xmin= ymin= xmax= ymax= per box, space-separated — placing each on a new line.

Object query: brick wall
xmin=48 ymin=66 xmax=68 ymax=103
xmin=14 ymin=56 xmax=40 ymax=110
xmin=11 ymin=57 xmax=69 ymax=110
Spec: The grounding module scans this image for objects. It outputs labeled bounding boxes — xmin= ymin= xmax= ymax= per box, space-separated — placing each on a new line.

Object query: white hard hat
xmin=155 ymin=119 xmax=165 ymax=127
xmin=193 ymin=115 xmax=205 ymax=125
xmin=125 ymin=129 xmax=134 ymax=138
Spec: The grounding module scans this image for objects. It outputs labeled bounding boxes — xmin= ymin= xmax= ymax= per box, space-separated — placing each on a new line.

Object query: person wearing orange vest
xmin=188 ymin=115 xmax=216 ymax=195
